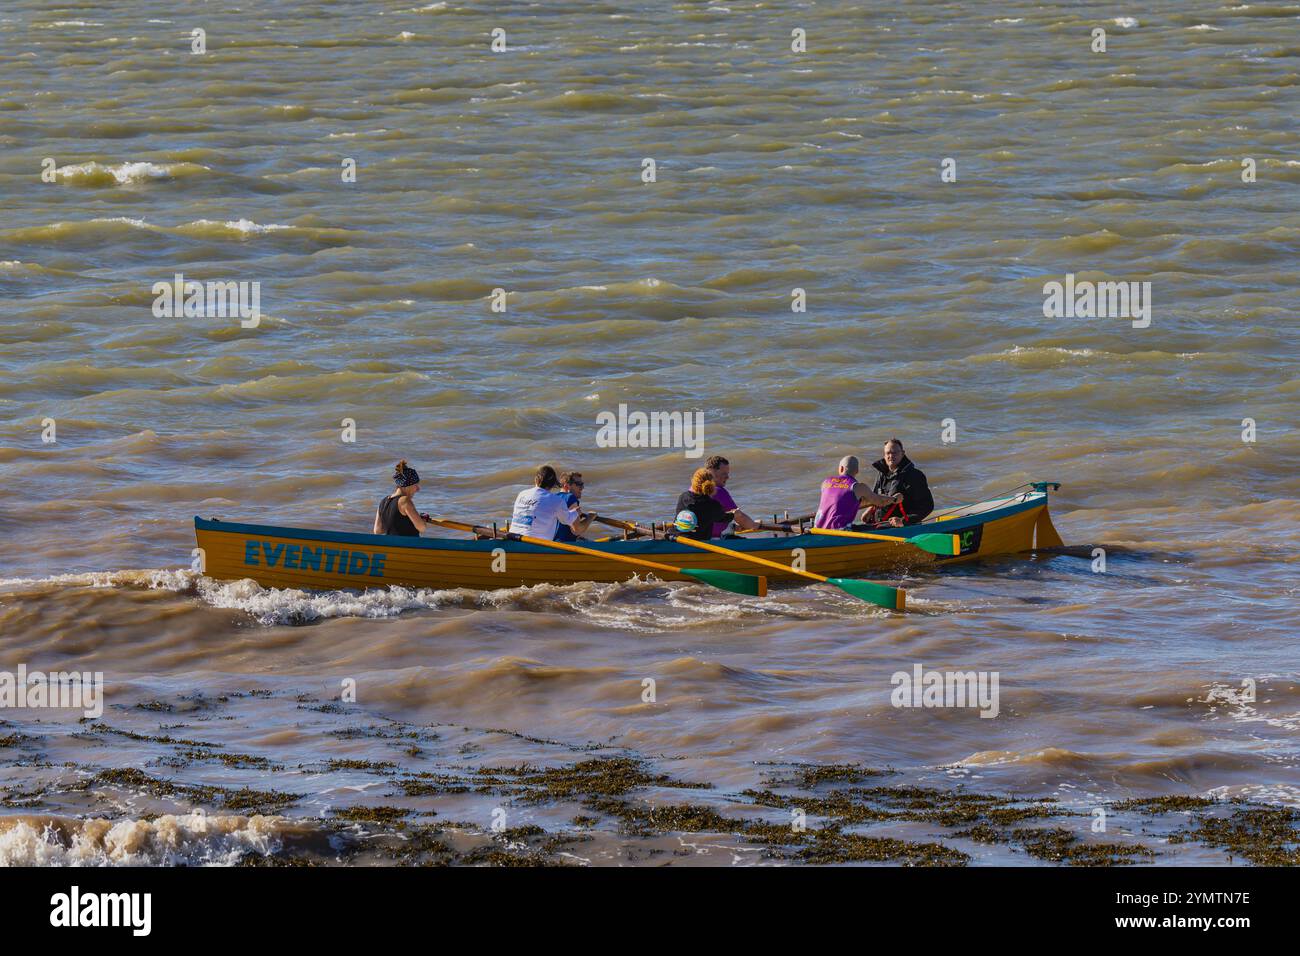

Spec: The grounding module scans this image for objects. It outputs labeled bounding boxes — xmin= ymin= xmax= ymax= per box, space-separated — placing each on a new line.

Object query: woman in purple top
xmin=706 ymin=455 xmax=758 ymax=537
xmin=813 ymin=456 xmax=901 ymax=530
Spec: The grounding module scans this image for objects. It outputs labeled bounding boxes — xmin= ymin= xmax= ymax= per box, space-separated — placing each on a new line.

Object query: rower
xmin=554 ymin=470 xmax=596 ymax=542
xmin=373 ymin=460 xmax=432 ymax=536
xmin=705 ymin=455 xmax=758 ymax=537
xmin=862 ymin=439 xmax=934 ymax=527
xmin=509 ymin=465 xmax=583 ymax=541
xmin=813 ymin=456 xmax=901 ymax=530
xmin=675 ymin=467 xmax=735 ymax=540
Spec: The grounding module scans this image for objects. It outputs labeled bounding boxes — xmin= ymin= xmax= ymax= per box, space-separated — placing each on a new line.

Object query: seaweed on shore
xmin=1009 ymin=827 xmax=1155 ymax=866
xmin=79 ymin=767 xmax=300 ymax=814
xmin=762 ymin=763 xmax=897 ymax=789
xmin=473 ymin=756 xmax=712 ymax=803
xmin=83 ymin=723 xmax=222 ymax=749
xmin=741 ymin=781 xmax=1062 ymax=829
xmin=396 ymin=773 xmax=472 ymax=796
xmin=794 ymin=828 xmax=968 ymax=866
xmin=1113 ymin=795 xmax=1223 ymax=813
xmin=175 ymin=749 xmax=279 ymax=770
xmin=330 ymin=805 xmax=412 ymax=824
xmin=1170 ymin=807 xmax=1300 ymax=866
xmin=14 ymin=723 xmax=1298 ymax=867
xmin=325 ymin=758 xmax=397 ymax=773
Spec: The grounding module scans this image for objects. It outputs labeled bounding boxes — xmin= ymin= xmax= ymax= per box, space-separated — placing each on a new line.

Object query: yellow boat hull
xmin=193 ymin=492 xmax=1061 ymax=592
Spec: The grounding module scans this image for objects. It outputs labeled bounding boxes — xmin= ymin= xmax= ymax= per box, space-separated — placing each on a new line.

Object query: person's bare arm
xmin=373 ymin=509 xmax=383 ymax=534
xmin=572 ymin=510 xmax=596 ymax=536
xmin=731 ymin=508 xmax=759 ymax=531
xmin=398 ymin=496 xmax=429 ymax=533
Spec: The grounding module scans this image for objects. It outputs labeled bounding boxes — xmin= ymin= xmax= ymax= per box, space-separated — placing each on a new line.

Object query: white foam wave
xmin=193 ymin=577 xmax=463 ymax=625
xmin=187 ymin=218 xmax=290 ymax=235
xmin=55 ymin=161 xmax=203 ymax=185
xmin=0 ymin=813 xmax=286 ymax=866
xmin=0 ymin=568 xmax=194 ymax=596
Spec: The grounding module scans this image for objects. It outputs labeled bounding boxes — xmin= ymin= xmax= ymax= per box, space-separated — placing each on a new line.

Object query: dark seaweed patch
xmin=474 ymin=757 xmax=712 ymax=802
xmin=325 ymin=758 xmax=397 ymax=773
xmin=396 ymin=774 xmax=471 ymax=796
xmin=330 ymin=805 xmax=411 ymax=824
xmin=794 ymin=829 xmax=969 ymax=866
xmin=1175 ymin=807 xmax=1300 ymax=866
xmin=763 ymin=763 xmax=896 ymax=789
xmin=1011 ymin=827 xmax=1155 ymax=866
xmin=177 ymin=749 xmax=278 ymax=770
xmin=87 ymin=724 xmax=222 ymax=749
xmin=1113 ymin=795 xmax=1223 ymax=813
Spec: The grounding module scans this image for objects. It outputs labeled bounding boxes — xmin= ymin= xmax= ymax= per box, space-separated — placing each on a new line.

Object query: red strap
xmin=865 ymin=498 xmax=907 ymax=527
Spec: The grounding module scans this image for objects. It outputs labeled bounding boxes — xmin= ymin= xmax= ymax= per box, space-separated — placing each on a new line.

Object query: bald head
xmin=838 ymin=455 xmax=859 ymax=476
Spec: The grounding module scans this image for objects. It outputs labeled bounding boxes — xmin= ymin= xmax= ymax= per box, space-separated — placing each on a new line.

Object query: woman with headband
xmin=372 ymin=460 xmax=432 ymax=537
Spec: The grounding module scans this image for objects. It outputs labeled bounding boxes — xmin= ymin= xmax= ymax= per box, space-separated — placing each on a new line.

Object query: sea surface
xmin=0 ymin=1 xmax=1297 ymax=865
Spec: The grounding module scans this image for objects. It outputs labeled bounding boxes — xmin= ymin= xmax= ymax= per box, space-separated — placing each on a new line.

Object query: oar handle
xmin=590 ymin=515 xmax=656 ymax=538
xmin=753 ymin=520 xmax=800 ymax=533
xmin=427 ymin=517 xmax=505 ymax=538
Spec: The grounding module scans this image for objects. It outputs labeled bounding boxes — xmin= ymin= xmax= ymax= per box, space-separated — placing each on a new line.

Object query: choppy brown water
xmin=1 ymin=2 xmax=1297 ymax=864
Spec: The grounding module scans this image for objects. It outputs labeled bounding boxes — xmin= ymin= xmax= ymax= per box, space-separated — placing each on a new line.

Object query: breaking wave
xmin=53 ymin=161 xmax=210 ymax=187
xmin=0 ymin=813 xmax=293 ymax=866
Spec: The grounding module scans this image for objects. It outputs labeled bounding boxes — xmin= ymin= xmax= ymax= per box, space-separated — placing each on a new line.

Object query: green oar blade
xmin=681 ymin=568 xmax=767 ymax=597
xmin=828 ymin=577 xmax=906 ymax=611
xmin=909 ymin=533 xmax=960 ymax=556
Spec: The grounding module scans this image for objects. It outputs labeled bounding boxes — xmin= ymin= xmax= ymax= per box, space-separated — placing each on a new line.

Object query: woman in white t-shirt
xmin=508 ymin=465 xmax=587 ymax=540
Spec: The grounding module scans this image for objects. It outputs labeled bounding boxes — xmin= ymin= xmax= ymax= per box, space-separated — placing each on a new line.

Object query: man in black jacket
xmin=863 ymin=439 xmax=934 ymax=526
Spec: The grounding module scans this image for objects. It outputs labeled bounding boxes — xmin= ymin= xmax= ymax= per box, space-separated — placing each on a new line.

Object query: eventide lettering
xmin=242 ymin=540 xmax=387 ymax=577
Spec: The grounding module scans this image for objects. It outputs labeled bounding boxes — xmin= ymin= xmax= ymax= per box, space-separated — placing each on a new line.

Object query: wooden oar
xmin=731 ymin=512 xmax=958 ymax=556
xmin=807 ymin=526 xmax=961 ymax=556
xmin=592 ymin=516 xmax=904 ymax=611
xmin=426 ymin=518 xmax=767 ymax=597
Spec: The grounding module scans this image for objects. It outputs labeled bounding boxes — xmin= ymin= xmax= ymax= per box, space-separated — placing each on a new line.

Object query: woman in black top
xmin=373 ymin=460 xmax=431 ymax=536
xmin=674 ymin=467 xmax=735 ymax=541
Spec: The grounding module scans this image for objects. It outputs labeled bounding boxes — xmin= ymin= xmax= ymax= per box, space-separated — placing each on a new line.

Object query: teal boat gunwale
xmin=194 ymin=492 xmax=1047 ymax=557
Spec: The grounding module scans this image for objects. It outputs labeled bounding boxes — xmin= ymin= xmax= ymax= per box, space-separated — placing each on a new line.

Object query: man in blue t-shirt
xmin=555 ymin=471 xmax=596 ymax=542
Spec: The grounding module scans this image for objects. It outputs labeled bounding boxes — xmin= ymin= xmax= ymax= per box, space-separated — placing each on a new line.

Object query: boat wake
xmin=0 ymin=568 xmax=856 ymax=630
